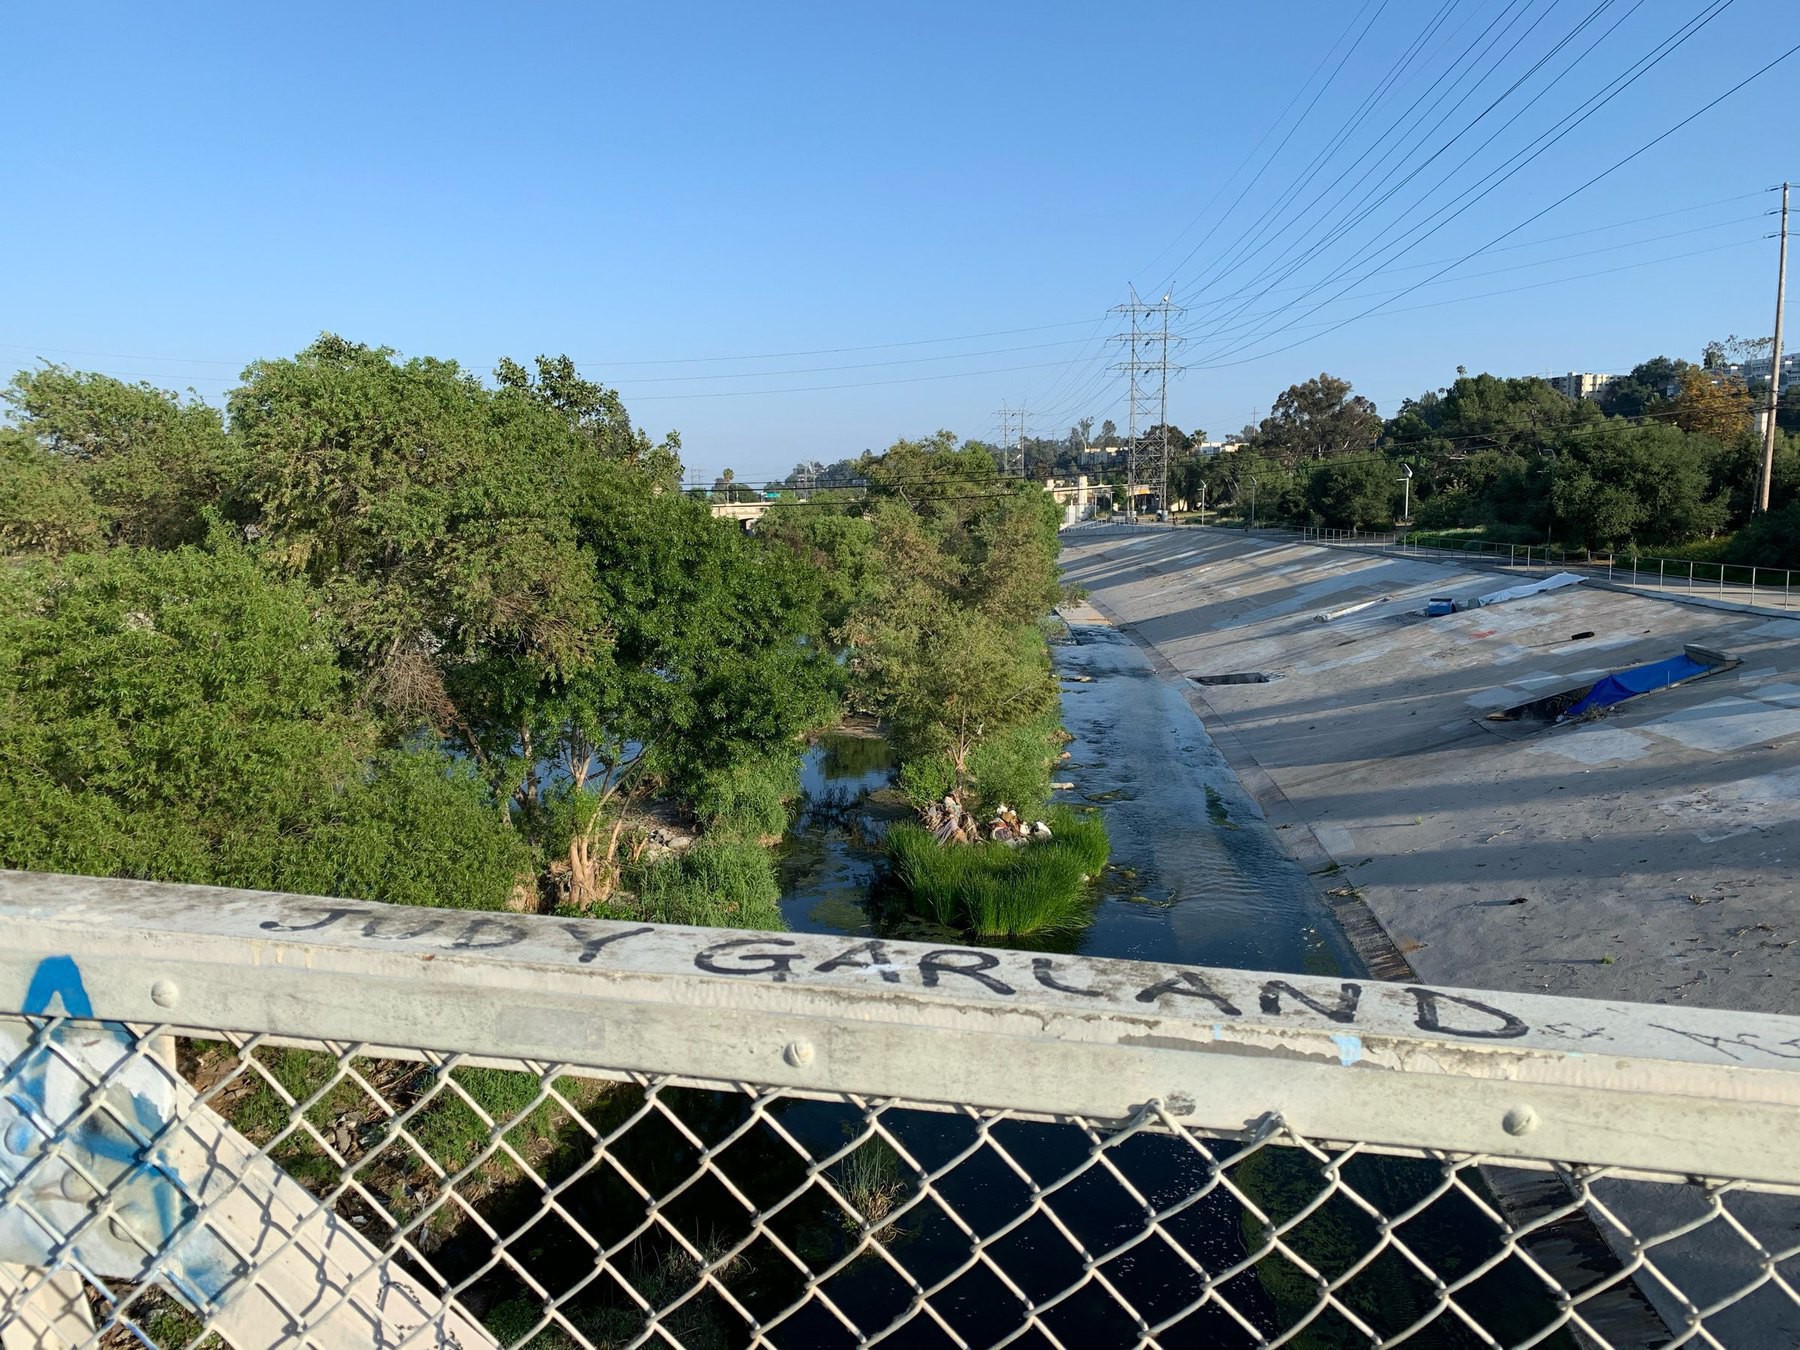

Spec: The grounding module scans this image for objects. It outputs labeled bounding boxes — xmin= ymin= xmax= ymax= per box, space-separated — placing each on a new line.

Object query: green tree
xmin=1596 ymin=356 xmax=1691 ymax=419
xmin=3 ymin=366 xmax=238 ymax=548
xmin=0 ymin=337 xmax=839 ymax=922
xmin=0 ymin=428 xmax=104 ymax=555
xmin=1381 ymin=373 xmax=1599 ymax=529
xmin=840 ymin=439 xmax=1064 ymax=804
xmin=1304 ymin=458 xmax=1397 ymax=529
xmin=0 ymin=541 xmax=531 ymax=907
xmin=230 ymin=335 xmax=609 ymax=727
xmin=494 ymin=352 xmax=681 ymax=488
xmin=753 ymin=506 xmax=878 ymax=637
xmin=1253 ymin=374 xmax=1380 ymax=468
xmin=456 ymin=472 xmax=835 ymax=906
xmin=1547 ymin=422 xmax=1725 ymax=550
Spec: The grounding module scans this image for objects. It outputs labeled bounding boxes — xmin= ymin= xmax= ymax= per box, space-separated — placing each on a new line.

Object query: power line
xmin=1135 ymin=0 xmax=1386 ymax=293
xmin=1190 ymin=232 xmax=1767 ymax=347
xmin=1173 ymin=0 xmax=1524 ymax=310
xmin=1178 ymin=0 xmax=1661 ymax=351
xmin=1180 ymin=0 xmax=1632 ymax=349
xmin=1176 ymin=203 xmax=1765 ymax=320
xmin=1149 ymin=0 xmax=1396 ymax=301
xmin=1197 ymin=35 xmax=1800 ymax=373
xmin=1185 ymin=1 xmax=1745 ymax=367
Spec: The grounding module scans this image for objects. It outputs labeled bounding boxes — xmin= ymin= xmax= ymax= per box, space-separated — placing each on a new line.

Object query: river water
xmin=757 ymin=620 xmax=1569 ymax=1349
xmin=454 ymin=618 xmax=1567 ymax=1346
xmin=779 ymin=620 xmax=1358 ymax=978
xmin=445 ymin=616 xmax=1563 ymax=1346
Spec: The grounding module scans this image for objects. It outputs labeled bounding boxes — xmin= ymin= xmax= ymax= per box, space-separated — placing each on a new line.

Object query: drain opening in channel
xmin=1191 ymin=672 xmax=1276 ymax=685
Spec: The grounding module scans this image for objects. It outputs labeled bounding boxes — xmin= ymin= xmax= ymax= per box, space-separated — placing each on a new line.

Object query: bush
xmin=1726 ymin=502 xmax=1800 ymax=568
xmin=0 ymin=543 xmax=368 ymax=889
xmin=896 ymin=754 xmax=957 ymax=810
xmin=966 ymin=712 xmax=1062 ymax=816
xmin=612 ymin=839 xmax=783 ymax=930
xmin=686 ymin=749 xmax=802 ymax=841
xmin=281 ymin=749 xmax=533 ymax=910
xmin=886 ymin=806 xmax=1107 ymax=937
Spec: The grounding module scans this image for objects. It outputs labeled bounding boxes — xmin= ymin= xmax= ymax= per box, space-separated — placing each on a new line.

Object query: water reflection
xmin=777 ymin=628 xmax=1359 ymax=979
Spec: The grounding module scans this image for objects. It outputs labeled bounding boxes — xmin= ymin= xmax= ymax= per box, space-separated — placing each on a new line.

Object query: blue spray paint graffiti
xmin=0 ymin=955 xmax=232 ymax=1304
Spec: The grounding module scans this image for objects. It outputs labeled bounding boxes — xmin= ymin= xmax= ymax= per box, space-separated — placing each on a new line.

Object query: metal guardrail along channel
xmin=1294 ymin=527 xmax=1799 ymax=612
xmin=0 ymin=872 xmax=1797 ymax=1348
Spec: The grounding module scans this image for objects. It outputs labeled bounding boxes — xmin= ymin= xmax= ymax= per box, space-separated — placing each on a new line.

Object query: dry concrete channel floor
xmin=1060 ymin=524 xmax=1800 ymax=1018
xmin=1059 ymin=524 xmax=1800 ymax=1344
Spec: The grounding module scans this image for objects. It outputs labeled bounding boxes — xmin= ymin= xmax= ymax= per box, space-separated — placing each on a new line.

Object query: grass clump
xmin=832 ymin=1133 xmax=907 ymax=1238
xmin=887 ymin=805 xmax=1107 ymax=937
xmin=610 ymin=839 xmax=783 ymax=930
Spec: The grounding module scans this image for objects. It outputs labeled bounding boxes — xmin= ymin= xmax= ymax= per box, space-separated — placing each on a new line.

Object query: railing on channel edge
xmin=1291 ymin=526 xmax=1800 ymax=611
xmin=1 ymin=872 xmax=1797 ymax=1349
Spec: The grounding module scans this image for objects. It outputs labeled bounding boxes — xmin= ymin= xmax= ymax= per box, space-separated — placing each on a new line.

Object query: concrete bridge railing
xmin=1 ymin=871 xmax=1797 ymax=1347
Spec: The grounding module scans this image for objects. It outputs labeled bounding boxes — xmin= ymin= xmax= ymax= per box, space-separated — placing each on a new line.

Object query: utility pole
xmin=1113 ymin=288 xmax=1183 ymax=522
xmin=1112 ymin=289 xmax=1148 ymax=523
xmin=1154 ymin=293 xmax=1184 ymax=519
xmin=1759 ymin=181 xmax=1789 ymax=515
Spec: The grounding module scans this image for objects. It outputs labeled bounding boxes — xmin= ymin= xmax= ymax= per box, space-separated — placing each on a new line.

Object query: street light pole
xmin=1759 ymin=181 xmax=1789 ymax=514
xmin=1399 ymin=463 xmax=1413 ymax=522
xmin=1248 ymin=476 xmax=1258 ymax=532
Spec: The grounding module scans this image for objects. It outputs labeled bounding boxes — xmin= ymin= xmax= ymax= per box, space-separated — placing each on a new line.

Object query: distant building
xmin=1546 ymin=372 xmax=1618 ymax=401
xmin=1196 ymin=440 xmax=1247 ymax=457
xmin=1728 ymin=352 xmax=1796 ymax=387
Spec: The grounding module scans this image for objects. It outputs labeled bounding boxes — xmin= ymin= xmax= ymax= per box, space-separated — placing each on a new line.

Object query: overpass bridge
xmin=2 ymin=870 xmax=1797 ymax=1347
xmin=707 ymin=477 xmax=1104 ymax=530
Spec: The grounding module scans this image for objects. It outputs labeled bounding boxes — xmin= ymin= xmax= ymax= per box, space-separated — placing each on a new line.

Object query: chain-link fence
xmin=2 ymin=873 xmax=1798 ymax=1349
xmin=1289 ymin=526 xmax=1800 ymax=612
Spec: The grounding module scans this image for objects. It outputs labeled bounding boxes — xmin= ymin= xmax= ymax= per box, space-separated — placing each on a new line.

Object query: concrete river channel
xmin=745 ymin=619 xmax=1573 ymax=1349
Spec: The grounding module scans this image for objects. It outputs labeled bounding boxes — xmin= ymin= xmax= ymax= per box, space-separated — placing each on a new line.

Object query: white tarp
xmin=1471 ymin=572 xmax=1584 ymax=609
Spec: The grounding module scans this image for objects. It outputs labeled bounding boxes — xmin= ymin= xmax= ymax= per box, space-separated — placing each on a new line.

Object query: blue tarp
xmin=1562 ymin=653 xmax=1713 ymax=720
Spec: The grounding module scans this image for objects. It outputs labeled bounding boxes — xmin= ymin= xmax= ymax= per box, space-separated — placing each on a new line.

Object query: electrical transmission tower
xmin=1112 ymin=288 xmax=1184 ymax=521
xmin=995 ymin=403 xmax=1028 ymax=478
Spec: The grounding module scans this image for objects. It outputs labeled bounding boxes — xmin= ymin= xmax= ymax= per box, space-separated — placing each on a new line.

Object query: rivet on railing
xmin=1502 ymin=1105 xmax=1540 ymax=1137
xmin=783 ymin=1040 xmax=815 ymax=1068
xmin=151 ymin=979 xmax=179 ymax=1008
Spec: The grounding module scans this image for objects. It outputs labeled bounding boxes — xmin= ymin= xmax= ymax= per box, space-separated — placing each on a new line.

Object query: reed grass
xmin=887 ymin=806 xmax=1108 ymax=937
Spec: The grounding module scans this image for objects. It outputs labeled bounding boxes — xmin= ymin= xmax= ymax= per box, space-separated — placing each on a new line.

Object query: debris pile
xmin=922 ymin=798 xmax=1054 ymax=847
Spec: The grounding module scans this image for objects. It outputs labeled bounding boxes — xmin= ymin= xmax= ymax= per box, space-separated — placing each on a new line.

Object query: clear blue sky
xmin=4 ymin=1 xmax=1794 ymax=485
